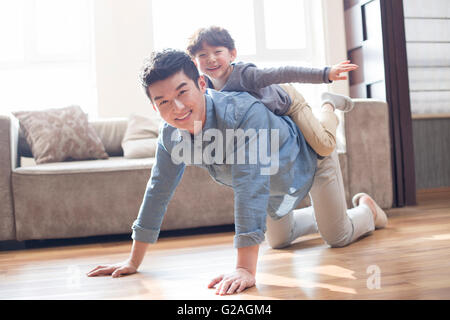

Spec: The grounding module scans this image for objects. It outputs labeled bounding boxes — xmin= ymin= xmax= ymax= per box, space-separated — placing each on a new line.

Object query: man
xmin=87 ymin=49 xmax=387 ymax=296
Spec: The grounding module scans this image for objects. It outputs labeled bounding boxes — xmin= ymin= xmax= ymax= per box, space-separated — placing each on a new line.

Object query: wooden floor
xmin=1 ymin=191 xmax=450 ymax=300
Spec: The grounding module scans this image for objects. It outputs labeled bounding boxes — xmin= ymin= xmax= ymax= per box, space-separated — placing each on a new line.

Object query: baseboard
xmin=417 ymin=187 xmax=450 ymax=194
xmin=417 ymin=187 xmax=450 ymax=203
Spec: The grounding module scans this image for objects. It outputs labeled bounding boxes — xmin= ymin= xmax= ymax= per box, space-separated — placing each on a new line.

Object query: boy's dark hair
xmin=139 ymin=49 xmax=200 ymax=100
xmin=186 ymin=26 xmax=236 ymax=57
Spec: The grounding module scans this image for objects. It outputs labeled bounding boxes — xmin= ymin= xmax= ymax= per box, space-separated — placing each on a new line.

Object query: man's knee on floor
xmin=323 ymin=234 xmax=352 ymax=248
xmin=266 ymin=236 xmax=291 ymax=250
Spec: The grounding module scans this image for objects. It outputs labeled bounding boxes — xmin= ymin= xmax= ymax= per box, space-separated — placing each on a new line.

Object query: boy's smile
xmin=148 ymin=71 xmax=207 ymax=134
xmin=206 ymin=65 xmax=221 ymax=72
xmin=194 ymin=43 xmax=237 ymax=88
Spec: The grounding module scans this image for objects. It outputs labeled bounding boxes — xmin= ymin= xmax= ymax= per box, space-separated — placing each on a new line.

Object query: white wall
xmin=321 ymin=0 xmax=350 ymax=96
xmin=92 ymin=0 xmax=349 ymax=118
xmin=320 ymin=0 xmax=350 ymax=151
xmin=93 ymin=0 xmax=159 ymax=119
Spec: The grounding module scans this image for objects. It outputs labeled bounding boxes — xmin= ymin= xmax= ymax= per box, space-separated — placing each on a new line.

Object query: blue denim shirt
xmin=132 ymin=89 xmax=317 ymax=248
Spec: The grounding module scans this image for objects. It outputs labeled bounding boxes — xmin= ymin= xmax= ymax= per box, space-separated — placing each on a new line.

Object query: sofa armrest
xmin=343 ymin=99 xmax=394 ymax=209
xmin=0 ymin=115 xmax=17 ymax=240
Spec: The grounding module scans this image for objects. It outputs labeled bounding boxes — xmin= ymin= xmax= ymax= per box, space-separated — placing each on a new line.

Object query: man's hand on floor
xmin=208 ymin=267 xmax=256 ymax=295
xmin=87 ymin=259 xmax=138 ymax=278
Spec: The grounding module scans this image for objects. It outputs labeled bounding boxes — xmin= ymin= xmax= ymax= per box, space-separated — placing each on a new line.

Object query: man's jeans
xmin=266 ymin=150 xmax=375 ymax=249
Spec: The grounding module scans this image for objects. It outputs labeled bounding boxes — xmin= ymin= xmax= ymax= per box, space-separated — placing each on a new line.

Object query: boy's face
xmin=194 ymin=43 xmax=237 ymax=82
xmin=148 ymin=71 xmax=207 ymax=135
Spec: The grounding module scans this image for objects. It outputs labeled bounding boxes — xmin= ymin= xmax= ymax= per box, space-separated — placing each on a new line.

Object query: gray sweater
xmin=205 ymin=62 xmax=331 ymax=115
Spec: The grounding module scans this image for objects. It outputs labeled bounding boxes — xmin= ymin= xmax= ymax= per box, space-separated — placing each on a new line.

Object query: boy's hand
xmin=208 ymin=267 xmax=256 ymax=295
xmin=329 ymin=60 xmax=359 ymax=81
xmin=87 ymin=259 xmax=138 ymax=278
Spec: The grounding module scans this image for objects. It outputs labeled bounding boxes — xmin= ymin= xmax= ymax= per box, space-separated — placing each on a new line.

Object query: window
xmin=404 ymin=0 xmax=450 ymax=115
xmin=0 ymin=0 xmax=97 ymax=116
xmin=150 ymin=0 xmax=327 ymax=107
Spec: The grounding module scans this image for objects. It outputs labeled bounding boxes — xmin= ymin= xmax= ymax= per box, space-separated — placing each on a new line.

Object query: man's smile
xmin=175 ymin=110 xmax=192 ymax=121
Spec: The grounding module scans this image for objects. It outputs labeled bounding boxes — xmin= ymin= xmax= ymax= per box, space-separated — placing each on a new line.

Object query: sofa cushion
xmin=18 ymin=118 xmax=129 ymax=158
xmin=13 ymin=106 xmax=108 ymax=164
xmin=122 ymin=114 xmax=160 ymax=159
xmin=13 ymin=156 xmax=155 ymax=174
xmin=122 ymin=138 xmax=159 ymax=159
xmin=11 ymin=164 xmax=235 ymax=241
xmin=90 ymin=118 xmax=128 ymax=156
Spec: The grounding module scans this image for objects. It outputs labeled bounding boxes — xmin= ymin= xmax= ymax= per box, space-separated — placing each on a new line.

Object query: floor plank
xmin=1 ymin=194 xmax=450 ymax=300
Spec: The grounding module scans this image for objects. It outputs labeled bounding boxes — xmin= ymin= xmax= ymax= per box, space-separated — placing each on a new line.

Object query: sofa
xmin=0 ymin=99 xmax=393 ymax=242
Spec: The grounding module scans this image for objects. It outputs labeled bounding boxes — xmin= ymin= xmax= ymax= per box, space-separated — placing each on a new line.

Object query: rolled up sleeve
xmin=131 ymin=141 xmax=185 ymax=243
xmin=232 ymin=163 xmax=270 ymax=248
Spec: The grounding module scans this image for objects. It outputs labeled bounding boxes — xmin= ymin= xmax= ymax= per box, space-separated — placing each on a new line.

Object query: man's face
xmin=148 ymin=71 xmax=207 ymax=134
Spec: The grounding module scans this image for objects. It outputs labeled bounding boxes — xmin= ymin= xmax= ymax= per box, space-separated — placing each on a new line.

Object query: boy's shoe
xmin=352 ymin=193 xmax=388 ymax=229
xmin=321 ymin=92 xmax=354 ymax=112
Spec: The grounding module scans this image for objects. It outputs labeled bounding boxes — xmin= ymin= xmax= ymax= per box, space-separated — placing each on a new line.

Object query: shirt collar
xmin=201 ymin=92 xmax=216 ymax=132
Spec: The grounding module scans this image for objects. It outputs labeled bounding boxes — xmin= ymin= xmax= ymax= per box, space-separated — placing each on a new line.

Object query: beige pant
xmin=280 ymin=84 xmax=339 ymax=157
xmin=266 ymin=150 xmax=375 ymax=249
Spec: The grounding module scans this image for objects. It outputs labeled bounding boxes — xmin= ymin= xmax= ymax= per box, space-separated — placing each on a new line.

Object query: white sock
xmin=321 ymin=92 xmax=354 ymax=112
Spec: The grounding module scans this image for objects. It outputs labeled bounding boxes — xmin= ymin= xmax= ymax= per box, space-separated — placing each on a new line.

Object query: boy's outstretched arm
xmin=208 ymin=244 xmax=259 ymax=295
xmin=328 ymin=60 xmax=359 ymax=81
xmin=87 ymin=240 xmax=149 ymax=277
xmin=239 ymin=61 xmax=358 ymax=90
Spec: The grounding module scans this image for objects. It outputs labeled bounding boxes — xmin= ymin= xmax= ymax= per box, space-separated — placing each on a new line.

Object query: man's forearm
xmin=129 ymin=240 xmax=150 ymax=267
xmin=236 ymin=245 xmax=259 ymax=275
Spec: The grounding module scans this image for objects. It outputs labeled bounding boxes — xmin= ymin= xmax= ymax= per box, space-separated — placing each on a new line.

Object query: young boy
xmin=187 ymin=26 xmax=358 ymax=156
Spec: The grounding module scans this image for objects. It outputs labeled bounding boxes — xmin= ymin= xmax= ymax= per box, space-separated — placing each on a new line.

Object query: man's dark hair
xmin=139 ymin=49 xmax=200 ymax=100
xmin=186 ymin=26 xmax=236 ymax=57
